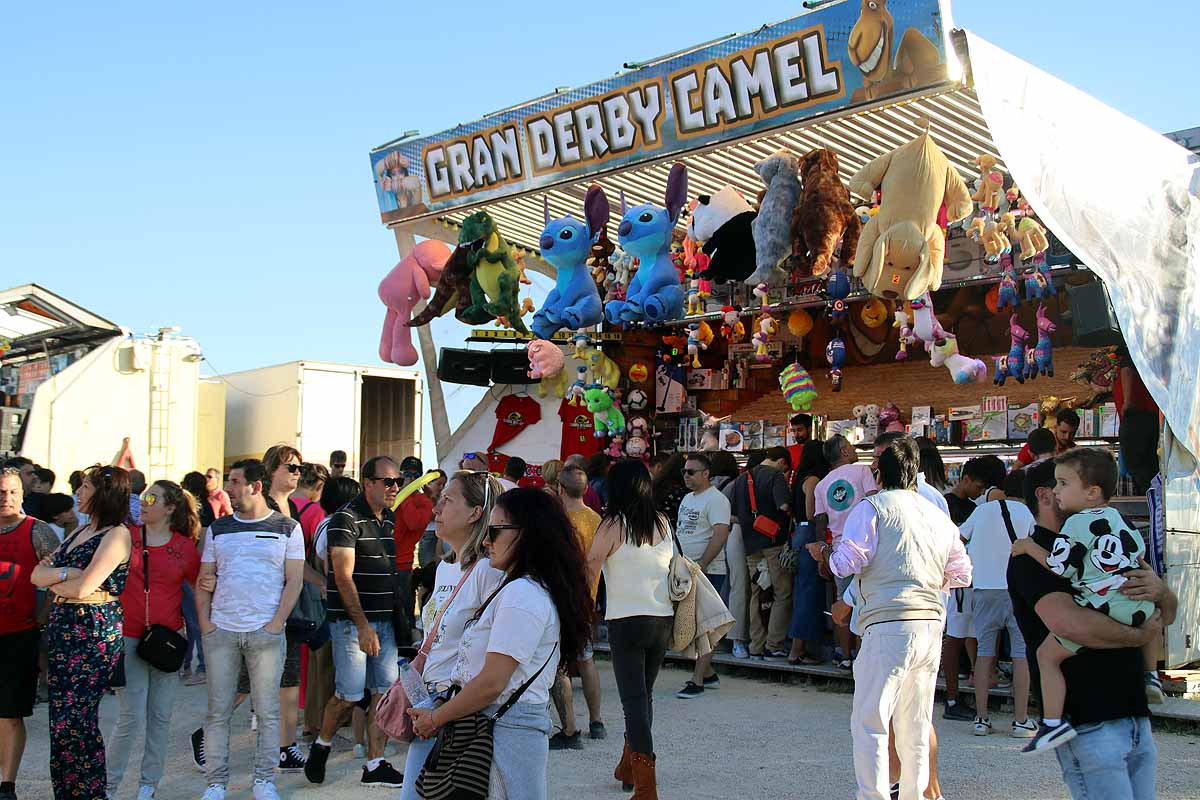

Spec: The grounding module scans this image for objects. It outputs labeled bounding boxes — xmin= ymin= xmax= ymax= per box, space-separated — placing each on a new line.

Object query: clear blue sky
xmin=3 ymin=1 xmax=1195 ymax=458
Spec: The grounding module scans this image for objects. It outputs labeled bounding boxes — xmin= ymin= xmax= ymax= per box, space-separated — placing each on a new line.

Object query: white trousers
xmin=723 ymin=523 xmax=749 ymax=642
xmin=850 ymin=619 xmax=942 ymax=800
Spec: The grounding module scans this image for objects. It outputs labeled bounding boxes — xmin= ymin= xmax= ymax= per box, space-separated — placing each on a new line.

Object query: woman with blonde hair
xmin=398 ymin=470 xmax=507 ymax=800
xmin=105 ymin=480 xmax=202 ymax=799
xmin=540 ymin=459 xmax=564 ymax=495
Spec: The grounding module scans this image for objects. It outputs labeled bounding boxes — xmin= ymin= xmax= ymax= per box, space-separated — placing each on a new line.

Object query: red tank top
xmin=0 ymin=517 xmax=40 ymax=635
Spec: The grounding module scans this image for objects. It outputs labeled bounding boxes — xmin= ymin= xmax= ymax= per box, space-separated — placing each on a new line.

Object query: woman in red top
xmin=106 ymin=480 xmax=200 ymax=799
xmin=393 ymin=468 xmax=444 ymax=648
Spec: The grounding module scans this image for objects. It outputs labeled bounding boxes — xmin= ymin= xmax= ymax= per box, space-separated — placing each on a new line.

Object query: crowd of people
xmin=0 ymin=415 xmax=1179 ymax=800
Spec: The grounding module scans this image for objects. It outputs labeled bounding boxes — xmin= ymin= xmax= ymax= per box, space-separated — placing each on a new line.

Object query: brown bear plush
xmin=791 ymin=148 xmax=862 ymax=278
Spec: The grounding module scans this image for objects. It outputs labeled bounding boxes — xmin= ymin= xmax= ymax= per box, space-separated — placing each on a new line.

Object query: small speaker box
xmin=491 ymin=349 xmax=537 ymax=385
xmin=437 ymin=349 xmax=492 ymax=386
xmin=1069 ymin=281 xmax=1122 ymax=346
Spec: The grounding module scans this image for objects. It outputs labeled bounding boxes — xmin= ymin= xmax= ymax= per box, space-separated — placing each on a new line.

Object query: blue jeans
xmin=488 ymin=701 xmax=553 ymax=800
xmin=328 ymin=618 xmax=399 ymax=701
xmin=181 ymin=583 xmax=204 ymax=672
xmin=400 ymin=736 xmax=436 ymax=800
xmin=1056 ymin=716 xmax=1157 ymax=800
xmin=203 ymin=626 xmax=284 ymax=786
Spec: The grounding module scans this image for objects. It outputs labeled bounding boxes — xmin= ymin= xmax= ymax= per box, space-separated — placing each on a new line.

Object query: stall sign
xmin=371 ymin=0 xmax=951 ymax=224
xmin=17 ymin=360 xmax=49 ymax=395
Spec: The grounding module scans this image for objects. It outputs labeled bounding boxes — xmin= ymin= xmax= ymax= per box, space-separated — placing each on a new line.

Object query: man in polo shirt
xmin=1009 ymin=459 xmax=1175 ymax=797
xmin=305 ymin=456 xmax=403 ymax=788
xmin=0 ymin=468 xmax=62 ymax=800
xmin=196 ymin=459 xmax=305 ymax=800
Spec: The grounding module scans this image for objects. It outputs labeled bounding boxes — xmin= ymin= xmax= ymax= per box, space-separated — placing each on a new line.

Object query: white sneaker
xmin=974 ymin=716 xmax=993 ymax=736
xmin=1012 ymin=718 xmax=1038 ymax=739
xmin=137 ymin=787 xmax=156 ymax=800
xmin=732 ymin=642 xmax=750 ymax=659
xmin=201 ymin=786 xmax=225 ymax=800
xmin=252 ymin=780 xmax=280 ymax=800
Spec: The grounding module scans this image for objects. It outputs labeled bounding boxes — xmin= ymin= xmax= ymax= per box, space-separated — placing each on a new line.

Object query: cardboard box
xmin=686 ymin=368 xmax=729 ymax=391
xmin=1077 ymin=408 xmax=1096 ymax=438
xmin=1007 ymin=403 xmax=1040 ymax=439
xmin=1098 ymin=403 xmax=1119 ymax=437
xmin=719 ymin=427 xmax=744 ymax=451
xmin=912 ymin=406 xmax=932 ymax=427
xmin=979 ymin=396 xmax=1009 ymax=440
xmin=948 ymin=405 xmax=981 ymax=422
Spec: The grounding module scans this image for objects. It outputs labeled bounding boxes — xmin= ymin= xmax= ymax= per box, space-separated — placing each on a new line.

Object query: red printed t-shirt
xmin=294 ymin=497 xmax=326 ymax=552
xmin=394 ymin=492 xmax=433 ymax=571
xmin=490 ymin=394 xmax=541 ymax=452
xmin=560 ymin=399 xmax=600 ymax=461
xmin=120 ymin=529 xmax=201 ymax=638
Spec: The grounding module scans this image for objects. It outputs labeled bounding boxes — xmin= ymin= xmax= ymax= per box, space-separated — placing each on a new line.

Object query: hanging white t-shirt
xmin=450 ymin=576 xmax=560 ymax=706
xmin=420 ymin=557 xmax=506 ymax=687
xmin=959 ymin=498 xmax=1035 ymax=589
xmin=675 ymin=486 xmax=732 ymax=575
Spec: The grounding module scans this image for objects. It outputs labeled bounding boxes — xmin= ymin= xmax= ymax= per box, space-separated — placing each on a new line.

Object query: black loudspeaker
xmin=491 ymin=349 xmax=537 ymax=385
xmin=1069 ymin=281 xmax=1122 ymax=346
xmin=437 ymin=349 xmax=492 ymax=386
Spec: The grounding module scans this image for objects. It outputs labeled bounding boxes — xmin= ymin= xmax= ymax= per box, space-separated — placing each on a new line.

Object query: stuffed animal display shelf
xmin=532 ymin=186 xmax=609 ymax=339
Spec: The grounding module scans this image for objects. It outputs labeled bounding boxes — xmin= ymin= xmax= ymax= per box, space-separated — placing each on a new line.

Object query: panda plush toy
xmin=687 ymin=185 xmax=757 ymax=283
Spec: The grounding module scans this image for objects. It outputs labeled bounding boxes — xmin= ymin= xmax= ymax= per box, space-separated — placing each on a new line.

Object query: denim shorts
xmin=329 ymin=618 xmax=399 ymax=701
xmin=972 ymin=589 xmax=1026 ymax=658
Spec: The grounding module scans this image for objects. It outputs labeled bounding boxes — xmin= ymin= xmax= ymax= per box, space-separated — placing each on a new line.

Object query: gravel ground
xmin=15 ymin=659 xmax=1200 ymax=799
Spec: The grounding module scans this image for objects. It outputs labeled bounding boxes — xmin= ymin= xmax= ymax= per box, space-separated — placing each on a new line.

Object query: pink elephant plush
xmin=379 ymin=240 xmax=453 ymax=366
xmin=526 ymin=339 xmax=565 ymax=380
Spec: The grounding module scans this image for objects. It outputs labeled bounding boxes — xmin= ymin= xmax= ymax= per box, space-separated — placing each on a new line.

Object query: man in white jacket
xmin=809 ymin=437 xmax=971 ymax=800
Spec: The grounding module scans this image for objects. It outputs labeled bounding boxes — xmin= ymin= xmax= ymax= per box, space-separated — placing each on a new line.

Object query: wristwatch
xmin=58 ymin=567 xmax=69 ymax=583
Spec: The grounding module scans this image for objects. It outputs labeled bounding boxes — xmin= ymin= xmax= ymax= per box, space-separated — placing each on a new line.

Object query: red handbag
xmin=375 ymin=562 xmax=477 ymax=742
xmin=745 ymin=469 xmax=781 ymax=540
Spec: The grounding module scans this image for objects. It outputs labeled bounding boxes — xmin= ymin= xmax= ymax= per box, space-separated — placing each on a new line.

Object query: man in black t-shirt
xmin=1008 ymin=459 xmax=1175 ymax=798
xmin=306 ymin=456 xmax=404 ymax=788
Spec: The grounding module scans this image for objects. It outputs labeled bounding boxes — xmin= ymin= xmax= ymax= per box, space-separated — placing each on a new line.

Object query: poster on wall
xmin=370 ymin=0 xmax=952 ymax=224
xmin=656 ymin=354 xmax=686 ymax=414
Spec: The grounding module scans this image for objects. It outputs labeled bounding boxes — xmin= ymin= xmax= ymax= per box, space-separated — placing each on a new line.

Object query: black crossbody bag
xmin=136 ymin=536 xmax=189 ymax=673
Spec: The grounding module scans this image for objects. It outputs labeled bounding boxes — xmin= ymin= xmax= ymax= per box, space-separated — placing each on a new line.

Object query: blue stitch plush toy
xmin=604 ymin=163 xmax=688 ymax=325
xmin=532 ymin=185 xmax=608 ymax=339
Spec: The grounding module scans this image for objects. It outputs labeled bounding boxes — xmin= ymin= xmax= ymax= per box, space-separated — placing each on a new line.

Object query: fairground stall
xmin=365 ymin=0 xmax=1200 ymax=666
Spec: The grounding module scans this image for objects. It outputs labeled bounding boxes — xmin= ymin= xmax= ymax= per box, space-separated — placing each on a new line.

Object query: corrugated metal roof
xmin=401 ymin=85 xmax=1004 ymax=255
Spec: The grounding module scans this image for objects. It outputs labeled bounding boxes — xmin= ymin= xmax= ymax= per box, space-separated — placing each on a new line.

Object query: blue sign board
xmin=371 ymin=0 xmax=951 ymax=224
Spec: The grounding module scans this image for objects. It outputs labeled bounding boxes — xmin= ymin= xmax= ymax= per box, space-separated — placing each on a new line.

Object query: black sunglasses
xmin=682 ymin=468 xmax=707 ymax=476
xmin=484 ymin=524 xmax=521 ymax=542
xmin=284 ymin=464 xmax=302 ymax=474
xmin=372 ymin=476 xmax=402 ymax=489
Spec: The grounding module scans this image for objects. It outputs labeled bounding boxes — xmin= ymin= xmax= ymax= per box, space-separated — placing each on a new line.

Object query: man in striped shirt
xmin=305 ymin=456 xmax=404 ymax=788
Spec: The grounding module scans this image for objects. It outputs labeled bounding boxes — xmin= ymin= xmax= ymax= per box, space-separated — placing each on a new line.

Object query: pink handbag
xmin=376 ymin=563 xmax=476 ymax=742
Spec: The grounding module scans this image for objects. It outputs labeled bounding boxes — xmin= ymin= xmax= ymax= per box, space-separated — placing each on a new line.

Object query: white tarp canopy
xmin=968 ymin=32 xmax=1200 ymax=462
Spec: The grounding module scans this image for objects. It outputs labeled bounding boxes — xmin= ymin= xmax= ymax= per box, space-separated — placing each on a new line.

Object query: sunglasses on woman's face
xmin=140 ymin=492 xmax=159 ymax=506
xmin=484 ymin=524 xmax=521 ymax=543
xmin=284 ymin=463 xmax=302 ymax=474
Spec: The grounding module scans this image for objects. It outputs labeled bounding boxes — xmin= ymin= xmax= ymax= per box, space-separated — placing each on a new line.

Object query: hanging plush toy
xmin=532 ymin=187 xmax=608 ymax=339
xmin=749 ymin=149 xmax=802 ymax=287
xmin=878 ymin=402 xmax=904 ymax=433
xmin=604 ymin=163 xmax=688 ymax=324
xmin=997 ymin=264 xmax=1021 ymax=312
xmin=929 ymin=335 xmax=988 ymax=385
xmin=584 ymin=385 xmax=626 ymax=438
xmin=526 ymin=339 xmax=565 ymax=380
xmin=972 ymin=154 xmax=1004 ymax=216
xmin=1016 ymin=217 xmax=1050 ymax=265
xmin=566 ymin=366 xmax=588 ymax=405
xmin=826 ymin=335 xmax=846 ymax=392
xmin=826 ymin=269 xmax=851 ymax=324
xmin=993 ymin=355 xmax=1012 ymax=387
xmin=787 ymin=309 xmax=813 ymax=341
xmin=894 ymin=306 xmax=913 ymax=361
xmin=907 ymin=292 xmax=948 ymax=354
xmin=584 ymin=348 xmax=621 ymax=388
xmin=779 ymin=363 xmax=817 ymax=411
xmin=685 ymin=270 xmax=704 ymax=316
xmin=609 ymin=246 xmax=636 ymax=301
xmin=720 ymin=306 xmax=745 ymax=343
xmin=378 ymin=240 xmax=453 ymax=366
xmin=687 ymin=186 xmax=757 ymax=283
xmin=968 ymin=217 xmax=1011 ymax=264
xmin=752 ymin=313 xmax=777 ymax=361
xmin=589 ymin=228 xmax=615 ymax=295
xmin=850 ymin=127 xmax=974 ymax=300
xmin=752 ymin=282 xmax=770 ymax=309
xmin=791 ymin=148 xmax=861 ymax=278
xmin=1024 ymin=265 xmax=1056 ymax=303
xmin=571 ymin=332 xmax=590 ymax=360
xmin=1006 ymin=314 xmax=1029 ymax=385
xmin=1029 ymin=304 xmax=1057 ymax=379
xmin=686 ymin=322 xmax=707 ymax=368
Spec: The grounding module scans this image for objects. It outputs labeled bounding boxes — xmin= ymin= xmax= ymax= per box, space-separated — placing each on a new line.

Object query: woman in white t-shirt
xmin=410 ymin=488 xmax=593 ymax=800
xmin=398 ymin=470 xmax=506 ymax=800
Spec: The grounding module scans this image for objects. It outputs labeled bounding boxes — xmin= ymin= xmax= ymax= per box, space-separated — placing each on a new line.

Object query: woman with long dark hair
xmin=585 ymin=459 xmax=673 ymax=799
xmin=31 ymin=465 xmax=133 ymax=800
xmin=179 ymin=471 xmax=212 ymax=684
xmin=916 ymin=436 xmax=949 ymax=492
xmin=409 ymin=488 xmax=591 ymax=799
xmin=788 ymin=441 xmax=830 ymax=665
xmin=106 ymin=480 xmax=201 ymax=799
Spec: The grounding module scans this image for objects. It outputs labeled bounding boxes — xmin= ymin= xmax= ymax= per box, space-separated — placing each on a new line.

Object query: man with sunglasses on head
xmin=305 ymin=456 xmax=404 ymax=788
xmin=675 ymin=453 xmax=732 ymax=698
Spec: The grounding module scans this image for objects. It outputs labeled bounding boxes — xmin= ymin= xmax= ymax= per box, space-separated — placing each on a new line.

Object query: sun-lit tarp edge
xmin=966 ymin=31 xmax=1200 ymax=462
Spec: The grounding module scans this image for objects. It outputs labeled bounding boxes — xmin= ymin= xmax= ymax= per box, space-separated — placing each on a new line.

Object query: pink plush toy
xmin=878 ymin=401 xmax=904 ymax=433
xmin=526 ymin=339 xmax=565 ymax=380
xmin=378 ymin=241 xmax=453 ymax=366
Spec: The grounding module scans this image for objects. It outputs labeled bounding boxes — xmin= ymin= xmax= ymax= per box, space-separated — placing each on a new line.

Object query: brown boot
xmin=614 ymin=739 xmax=634 ymax=790
xmin=630 ymin=752 xmax=657 ymax=799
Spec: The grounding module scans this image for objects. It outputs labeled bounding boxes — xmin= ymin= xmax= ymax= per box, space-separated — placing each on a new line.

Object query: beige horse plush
xmin=850 ymin=130 xmax=973 ymax=300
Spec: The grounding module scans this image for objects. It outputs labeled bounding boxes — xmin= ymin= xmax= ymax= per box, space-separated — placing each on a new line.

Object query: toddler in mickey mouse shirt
xmin=1011 ymin=447 xmax=1157 ymax=754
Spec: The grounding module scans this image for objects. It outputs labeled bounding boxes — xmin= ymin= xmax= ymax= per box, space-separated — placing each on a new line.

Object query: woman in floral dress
xmin=32 ymin=465 xmax=132 ymax=800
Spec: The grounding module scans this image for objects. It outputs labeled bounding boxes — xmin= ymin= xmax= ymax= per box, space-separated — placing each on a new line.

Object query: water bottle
xmin=397 ymin=658 xmax=434 ymax=709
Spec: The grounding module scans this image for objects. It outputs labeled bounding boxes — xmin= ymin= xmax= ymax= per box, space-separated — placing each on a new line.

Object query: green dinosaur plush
xmin=458 ymin=211 xmax=528 ymax=335
xmin=584 ymin=385 xmax=626 ymax=438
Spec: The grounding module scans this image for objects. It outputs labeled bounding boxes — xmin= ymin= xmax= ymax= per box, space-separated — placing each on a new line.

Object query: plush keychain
xmin=779 ymin=363 xmax=817 ymax=411
xmin=826 ymin=335 xmax=846 ymax=392
xmin=584 ymin=385 xmax=626 ymax=438
xmin=686 ymin=322 xmax=707 ymax=368
xmin=894 ymin=306 xmax=913 ymax=361
xmin=720 ymin=306 xmax=745 ymax=343
xmin=826 ymin=269 xmax=851 ymax=324
xmin=566 ymin=366 xmax=588 ymax=405
xmin=972 ymin=154 xmax=1004 ymax=217
xmin=998 ymin=263 xmax=1021 ymax=312
xmin=993 ymin=355 xmax=1012 ymax=387
xmin=752 ymin=313 xmax=777 ymax=361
